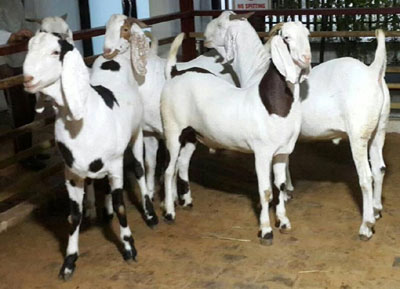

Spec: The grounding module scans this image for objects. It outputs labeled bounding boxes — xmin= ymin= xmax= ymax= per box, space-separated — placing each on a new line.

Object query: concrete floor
xmin=0 ymin=134 xmax=400 ymax=289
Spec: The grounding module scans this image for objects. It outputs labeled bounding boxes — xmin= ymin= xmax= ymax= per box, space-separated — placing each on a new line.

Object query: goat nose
xmin=23 ymin=75 xmax=34 ymax=83
xmin=303 ymin=54 xmax=311 ymax=63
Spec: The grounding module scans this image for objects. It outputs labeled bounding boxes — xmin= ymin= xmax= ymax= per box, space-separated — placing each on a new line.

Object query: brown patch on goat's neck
xmin=258 ymin=62 xmax=293 ymax=117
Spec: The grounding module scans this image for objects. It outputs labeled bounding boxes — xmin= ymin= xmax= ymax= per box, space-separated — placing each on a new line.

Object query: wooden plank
xmin=0 ymin=139 xmax=55 ymax=169
xmin=0 ymin=199 xmax=38 ymax=233
xmin=189 ymin=30 xmax=400 ymax=39
xmin=140 ymin=11 xmax=192 ymax=25
xmin=0 ymin=75 xmax=23 ymax=90
xmin=387 ymin=67 xmax=400 ymax=73
xmin=0 ymin=116 xmax=55 ymax=143
xmin=0 ymin=163 xmax=64 ymax=233
xmin=0 ymin=162 xmax=63 ymax=204
xmin=0 ymin=11 xmax=191 ymax=56
xmin=194 ymin=8 xmax=400 ymax=17
xmin=389 ymin=84 xmax=400 ymax=90
xmin=391 ymin=103 xmax=400 ymax=110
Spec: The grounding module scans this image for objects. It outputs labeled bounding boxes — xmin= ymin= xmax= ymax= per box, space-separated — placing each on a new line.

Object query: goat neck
xmin=231 ymin=23 xmax=269 ymax=88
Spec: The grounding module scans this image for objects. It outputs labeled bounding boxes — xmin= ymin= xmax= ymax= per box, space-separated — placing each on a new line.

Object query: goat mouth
xmin=103 ymin=49 xmax=120 ymax=59
xmin=295 ymin=59 xmax=310 ymax=69
xmin=23 ymin=81 xmax=41 ymax=93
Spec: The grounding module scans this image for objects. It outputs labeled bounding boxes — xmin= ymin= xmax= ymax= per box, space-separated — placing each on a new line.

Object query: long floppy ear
xmin=223 ymin=26 xmax=237 ymax=62
xmin=270 ymin=36 xmax=298 ymax=84
xmin=61 ymin=45 xmax=88 ymax=120
xmin=130 ymin=31 xmax=150 ymax=76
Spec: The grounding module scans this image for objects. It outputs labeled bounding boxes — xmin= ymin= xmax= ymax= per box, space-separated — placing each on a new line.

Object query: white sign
xmin=233 ymin=0 xmax=270 ymax=10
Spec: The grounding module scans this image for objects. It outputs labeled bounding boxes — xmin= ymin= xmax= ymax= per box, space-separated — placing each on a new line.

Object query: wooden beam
xmin=193 ymin=7 xmax=400 ymax=17
xmin=0 ymin=116 xmax=55 ymax=143
xmin=189 ymin=30 xmax=400 ymax=39
xmin=0 ymin=162 xmax=63 ymax=209
xmin=0 ymin=11 xmax=191 ymax=56
xmin=179 ymin=0 xmax=196 ymax=61
xmin=0 ymin=139 xmax=55 ymax=169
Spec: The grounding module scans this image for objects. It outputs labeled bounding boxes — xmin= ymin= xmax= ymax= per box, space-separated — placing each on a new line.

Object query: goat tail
xmin=370 ymin=29 xmax=386 ymax=80
xmin=144 ymin=31 xmax=158 ymax=55
xmin=165 ymin=32 xmax=185 ymax=80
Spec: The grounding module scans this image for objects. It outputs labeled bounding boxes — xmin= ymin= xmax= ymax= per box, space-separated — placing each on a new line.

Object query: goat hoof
xmin=123 ymin=248 xmax=137 ymax=262
xmin=163 ymin=213 xmax=175 ymax=224
xmin=58 ymin=269 xmax=74 ymax=281
xmin=182 ymin=203 xmax=193 ymax=210
xmin=359 ymin=234 xmax=372 ymax=241
xmin=145 ymin=215 xmax=159 ymax=228
xmin=58 ymin=254 xmax=77 ymax=281
xmin=259 ymin=232 xmax=273 ymax=246
xmin=279 ymin=224 xmax=291 ymax=234
xmin=374 ymin=208 xmax=382 ymax=220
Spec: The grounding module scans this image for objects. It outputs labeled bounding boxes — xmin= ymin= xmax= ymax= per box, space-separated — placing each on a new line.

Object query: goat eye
xmin=124 ymin=28 xmax=129 ymax=32
xmin=52 ymin=51 xmax=60 ymax=56
xmin=284 ymin=36 xmax=289 ymax=40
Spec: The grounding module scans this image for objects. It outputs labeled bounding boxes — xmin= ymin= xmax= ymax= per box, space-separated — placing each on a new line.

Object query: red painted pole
xmin=179 ymin=0 xmax=196 ymax=61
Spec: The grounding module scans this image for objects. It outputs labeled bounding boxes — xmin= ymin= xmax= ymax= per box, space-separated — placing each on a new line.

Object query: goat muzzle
xmin=23 ymin=75 xmax=34 ymax=84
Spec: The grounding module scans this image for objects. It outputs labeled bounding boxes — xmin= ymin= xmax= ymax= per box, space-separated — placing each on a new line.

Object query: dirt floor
xmin=1 ymin=134 xmax=400 ymax=289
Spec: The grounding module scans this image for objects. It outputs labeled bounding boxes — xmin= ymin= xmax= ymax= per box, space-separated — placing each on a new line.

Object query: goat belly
xmin=196 ymin=133 xmax=253 ymax=153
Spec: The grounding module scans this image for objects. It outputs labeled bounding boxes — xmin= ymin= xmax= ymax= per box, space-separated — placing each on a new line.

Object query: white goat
xmin=28 ymin=15 xmax=109 ymax=224
xmin=26 ymin=14 xmax=72 ymax=39
xmin=161 ymin=17 xmax=311 ymax=244
xmin=203 ymin=11 xmax=273 ymax=88
xmin=23 ymin=30 xmax=149 ymax=280
xmin=280 ymin=30 xmax=389 ymax=240
xmin=101 ymin=14 xmax=239 ymax=216
xmin=204 ymin=12 xmax=388 ymax=241
xmin=26 ymin=15 xmax=74 ymax=113
xmin=173 ymin=12 xmax=312 ymax=220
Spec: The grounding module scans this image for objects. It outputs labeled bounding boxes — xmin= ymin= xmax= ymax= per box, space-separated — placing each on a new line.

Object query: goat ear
xmin=229 ymin=12 xmax=255 ymax=21
xmin=270 ymin=36 xmax=297 ymax=84
xmin=223 ymin=27 xmax=236 ymax=62
xmin=61 ymin=48 xmax=88 ymax=120
xmin=130 ymin=32 xmax=149 ymax=76
xmin=60 ymin=13 xmax=68 ymax=20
